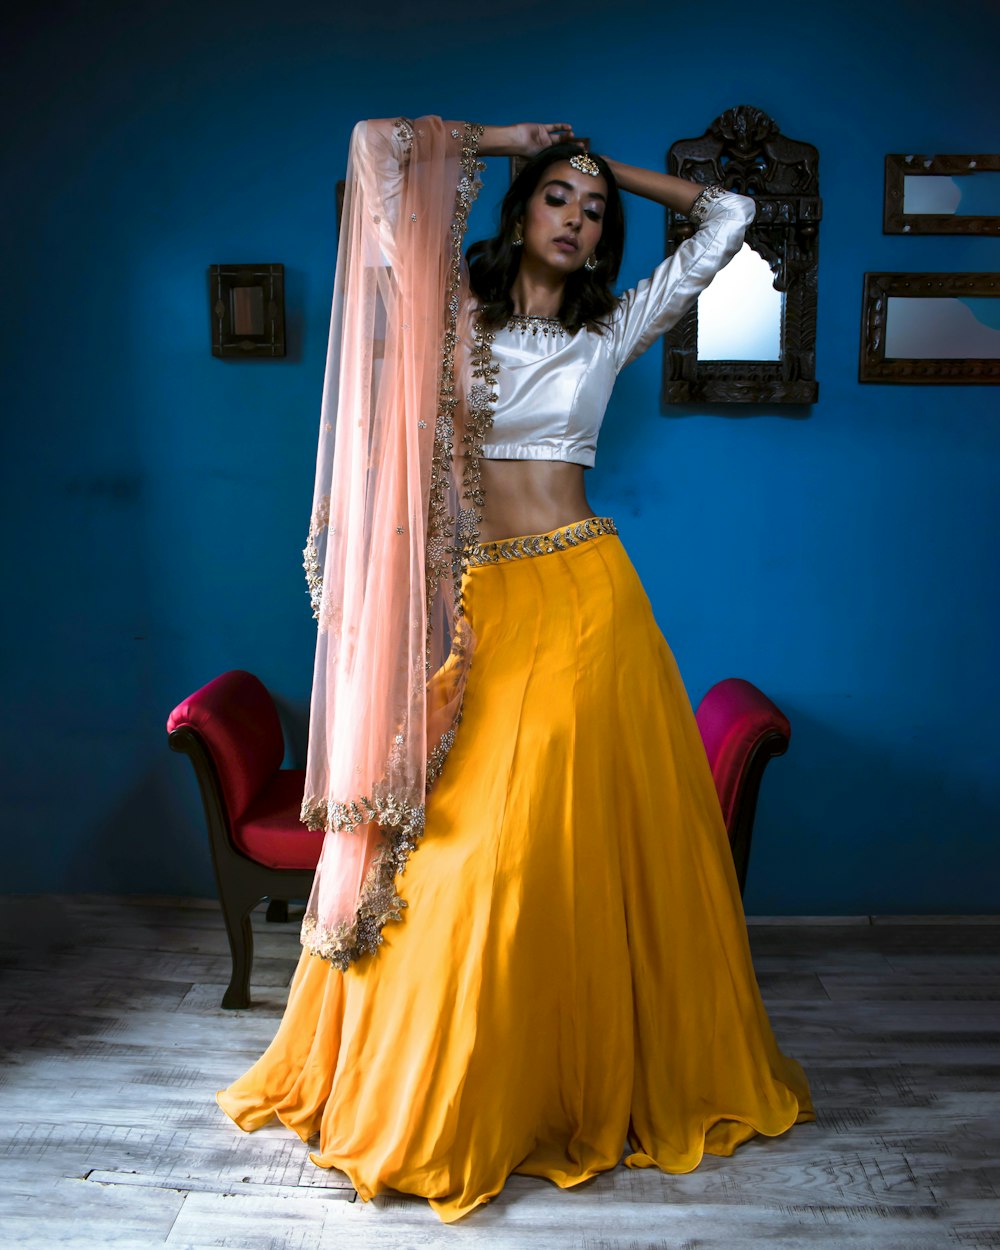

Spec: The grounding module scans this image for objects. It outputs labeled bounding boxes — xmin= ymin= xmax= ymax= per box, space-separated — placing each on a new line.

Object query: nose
xmin=563 ymin=201 xmax=582 ymax=230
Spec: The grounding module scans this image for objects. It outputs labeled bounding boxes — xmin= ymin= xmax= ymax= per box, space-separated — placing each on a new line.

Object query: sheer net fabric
xmin=299 ymin=118 xmax=490 ymax=967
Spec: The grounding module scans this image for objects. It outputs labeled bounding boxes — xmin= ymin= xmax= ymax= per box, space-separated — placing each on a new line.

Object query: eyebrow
xmin=542 ymin=178 xmax=607 ymax=204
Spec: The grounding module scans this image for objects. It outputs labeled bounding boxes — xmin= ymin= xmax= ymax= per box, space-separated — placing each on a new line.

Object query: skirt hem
xmin=215 ymin=1088 xmax=314 ymax=1145
xmin=222 ymin=1095 xmax=818 ymax=1224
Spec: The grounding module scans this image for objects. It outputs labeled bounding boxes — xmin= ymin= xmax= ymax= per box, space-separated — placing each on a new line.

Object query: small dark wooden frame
xmin=209 ymin=263 xmax=286 ymax=358
xmin=859 ymin=272 xmax=1000 ymax=384
xmin=661 ymin=105 xmax=821 ymax=406
xmin=884 ymin=154 xmax=1000 ymax=235
xmin=168 ymin=726 xmax=313 ymax=1009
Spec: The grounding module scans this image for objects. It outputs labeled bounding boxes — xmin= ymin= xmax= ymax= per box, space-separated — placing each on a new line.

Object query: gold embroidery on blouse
xmin=687 ymin=182 xmax=726 ymax=225
xmin=464 ymin=516 xmax=618 ymax=566
xmin=505 ymin=313 xmax=567 ymax=337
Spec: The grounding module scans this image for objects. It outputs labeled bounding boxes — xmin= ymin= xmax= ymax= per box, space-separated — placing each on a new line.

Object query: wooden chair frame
xmin=168 ymin=725 xmax=314 ymax=1009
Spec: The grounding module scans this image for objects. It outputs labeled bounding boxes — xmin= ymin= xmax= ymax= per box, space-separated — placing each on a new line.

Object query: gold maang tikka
xmin=569 ymin=152 xmax=600 ymax=177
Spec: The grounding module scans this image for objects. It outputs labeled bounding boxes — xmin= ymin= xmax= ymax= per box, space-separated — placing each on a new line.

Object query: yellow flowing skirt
xmin=217 ymin=516 xmax=814 ymax=1222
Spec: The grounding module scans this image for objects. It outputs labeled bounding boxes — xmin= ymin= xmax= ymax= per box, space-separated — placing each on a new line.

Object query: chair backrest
xmin=695 ymin=677 xmax=791 ymax=831
xmin=166 ymin=670 xmax=284 ymax=822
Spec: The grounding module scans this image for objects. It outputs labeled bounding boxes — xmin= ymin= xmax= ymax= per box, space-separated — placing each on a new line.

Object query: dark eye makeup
xmin=544 ymin=192 xmax=603 ymax=221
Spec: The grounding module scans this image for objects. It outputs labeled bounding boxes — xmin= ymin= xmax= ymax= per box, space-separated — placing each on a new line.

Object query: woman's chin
xmin=528 ymin=253 xmax=583 ymax=279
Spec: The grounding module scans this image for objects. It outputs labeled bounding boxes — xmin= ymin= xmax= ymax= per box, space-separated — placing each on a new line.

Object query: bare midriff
xmin=477 ymin=459 xmax=596 ymax=543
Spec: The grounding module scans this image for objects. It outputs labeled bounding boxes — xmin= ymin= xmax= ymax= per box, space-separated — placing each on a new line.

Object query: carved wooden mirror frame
xmin=661 ymin=106 xmax=821 ymax=406
xmin=859 ymin=272 xmax=1000 ymax=383
xmin=884 ymin=154 xmax=1000 ymax=235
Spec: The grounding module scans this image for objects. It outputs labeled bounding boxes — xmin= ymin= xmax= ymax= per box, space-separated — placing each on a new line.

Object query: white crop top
xmin=359 ymin=118 xmax=755 ymax=471
xmin=477 ymin=189 xmax=756 ymax=469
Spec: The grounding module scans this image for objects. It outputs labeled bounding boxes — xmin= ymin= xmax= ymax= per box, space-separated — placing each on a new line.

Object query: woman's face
xmin=519 ymin=160 xmax=608 ymax=276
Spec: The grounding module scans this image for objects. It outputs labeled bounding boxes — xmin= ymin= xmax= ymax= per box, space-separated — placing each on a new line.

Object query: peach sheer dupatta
xmin=299 ymin=117 xmax=494 ymax=969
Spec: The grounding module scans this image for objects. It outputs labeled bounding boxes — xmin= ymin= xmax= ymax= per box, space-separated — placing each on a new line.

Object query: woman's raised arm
xmin=479 ymin=124 xmax=578 ymax=158
xmin=477 ymin=131 xmax=707 ymax=218
xmin=601 ymin=157 xmax=705 ymax=216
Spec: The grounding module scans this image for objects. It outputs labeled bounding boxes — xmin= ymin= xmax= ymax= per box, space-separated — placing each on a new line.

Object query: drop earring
xmin=584 ymin=254 xmax=598 ymax=272
xmin=511 ymin=221 xmax=524 ymax=247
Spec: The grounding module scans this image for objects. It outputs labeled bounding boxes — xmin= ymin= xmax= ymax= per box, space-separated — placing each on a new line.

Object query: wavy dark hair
xmin=466 ymin=142 xmax=625 ymax=335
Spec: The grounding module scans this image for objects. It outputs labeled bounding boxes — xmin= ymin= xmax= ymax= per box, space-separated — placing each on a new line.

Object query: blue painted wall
xmin=4 ymin=0 xmax=998 ymax=911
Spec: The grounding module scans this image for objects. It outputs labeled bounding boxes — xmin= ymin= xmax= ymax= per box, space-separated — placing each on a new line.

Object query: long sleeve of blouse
xmin=481 ymin=188 xmax=756 ymax=468
xmin=610 ymin=189 xmax=756 ymax=370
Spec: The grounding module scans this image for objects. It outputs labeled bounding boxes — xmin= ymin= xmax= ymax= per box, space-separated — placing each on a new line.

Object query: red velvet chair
xmin=168 ymin=670 xmax=790 ymax=1008
xmin=167 ymin=671 xmax=321 ymax=1008
xmin=694 ymin=677 xmax=792 ymax=895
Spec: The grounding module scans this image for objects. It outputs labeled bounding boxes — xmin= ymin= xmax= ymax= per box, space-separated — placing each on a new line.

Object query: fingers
xmin=542 ymin=123 xmax=586 ymax=152
xmin=540 ymin=123 xmax=577 ymax=151
xmin=517 ymin=122 xmax=579 ymax=157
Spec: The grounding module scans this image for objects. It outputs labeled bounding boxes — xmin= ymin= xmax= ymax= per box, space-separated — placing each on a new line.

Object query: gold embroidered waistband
xmin=464 ymin=516 xmax=618 ymax=567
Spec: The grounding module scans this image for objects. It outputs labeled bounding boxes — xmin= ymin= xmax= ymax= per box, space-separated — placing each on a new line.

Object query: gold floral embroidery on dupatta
xmin=425 ymin=123 xmax=487 ymax=620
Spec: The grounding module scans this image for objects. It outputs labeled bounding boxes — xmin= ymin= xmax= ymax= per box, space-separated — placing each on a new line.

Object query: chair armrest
xmin=695 ymin=677 xmax=791 ymax=896
xmin=166 ymin=670 xmax=285 ymax=821
xmin=695 ymin=677 xmax=791 ymax=830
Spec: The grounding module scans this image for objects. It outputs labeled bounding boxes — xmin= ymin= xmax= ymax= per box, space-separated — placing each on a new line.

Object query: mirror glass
xmin=697 ymin=243 xmax=782 ymax=361
xmin=902 ymin=171 xmax=1000 ymax=215
xmin=885 ymin=296 xmax=1000 ymax=359
xmin=231 ymin=286 xmax=265 ymax=336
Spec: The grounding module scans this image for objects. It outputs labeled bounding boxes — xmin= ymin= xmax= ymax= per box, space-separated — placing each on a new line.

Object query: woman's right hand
xmin=479 ymin=123 xmax=579 ymax=158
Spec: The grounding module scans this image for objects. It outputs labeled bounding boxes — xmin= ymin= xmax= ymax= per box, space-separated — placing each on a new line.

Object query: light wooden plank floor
xmin=1 ymin=895 xmax=998 ymax=1249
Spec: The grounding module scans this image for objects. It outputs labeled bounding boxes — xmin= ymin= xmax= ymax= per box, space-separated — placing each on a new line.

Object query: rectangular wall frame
xmin=859 ymin=272 xmax=1000 ymax=383
xmin=884 ymin=155 xmax=1000 ymax=235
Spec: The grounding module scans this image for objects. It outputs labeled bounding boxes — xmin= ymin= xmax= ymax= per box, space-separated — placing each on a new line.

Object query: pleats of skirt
xmin=216 ymin=519 xmax=815 ymax=1222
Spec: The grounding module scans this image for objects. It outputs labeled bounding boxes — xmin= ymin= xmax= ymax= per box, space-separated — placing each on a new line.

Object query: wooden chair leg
xmin=265 ymin=899 xmax=289 ymax=923
xmin=219 ymin=898 xmax=254 ymax=1010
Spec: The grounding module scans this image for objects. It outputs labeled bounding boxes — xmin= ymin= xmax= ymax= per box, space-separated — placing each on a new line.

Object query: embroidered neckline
xmin=505 ymin=313 xmax=567 ymax=338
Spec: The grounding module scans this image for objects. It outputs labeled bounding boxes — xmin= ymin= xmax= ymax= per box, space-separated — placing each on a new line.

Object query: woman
xmin=217 ymin=117 xmax=815 ymax=1222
